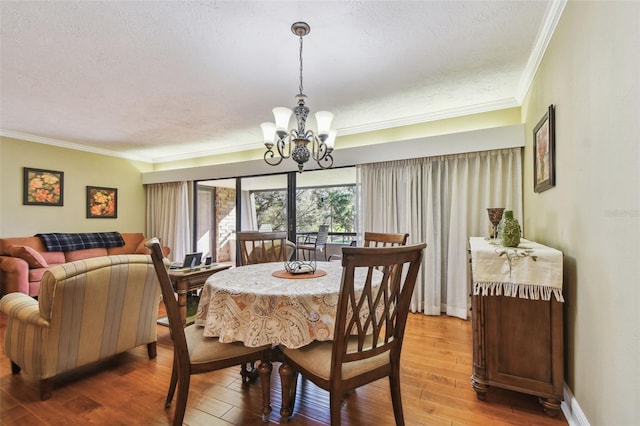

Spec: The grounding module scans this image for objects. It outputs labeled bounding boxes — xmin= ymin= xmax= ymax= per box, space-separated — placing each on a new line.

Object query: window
xmin=195 ymin=167 xmax=357 ymax=264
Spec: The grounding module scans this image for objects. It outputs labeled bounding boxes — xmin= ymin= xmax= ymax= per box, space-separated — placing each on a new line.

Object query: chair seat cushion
xmin=185 ymin=324 xmax=269 ymax=364
xmin=281 ymin=336 xmax=390 ymax=381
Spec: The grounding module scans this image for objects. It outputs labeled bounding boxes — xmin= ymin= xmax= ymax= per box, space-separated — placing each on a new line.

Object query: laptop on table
xmin=170 ymin=252 xmax=203 ymax=270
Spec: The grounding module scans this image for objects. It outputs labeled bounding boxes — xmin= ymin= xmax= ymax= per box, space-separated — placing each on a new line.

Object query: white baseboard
xmin=562 ymin=383 xmax=590 ymax=426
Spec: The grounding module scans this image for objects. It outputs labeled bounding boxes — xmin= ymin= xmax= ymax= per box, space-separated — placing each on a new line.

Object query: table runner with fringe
xmin=469 ymin=237 xmax=564 ymax=302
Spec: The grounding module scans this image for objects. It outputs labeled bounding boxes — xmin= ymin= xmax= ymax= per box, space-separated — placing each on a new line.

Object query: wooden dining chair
xmin=297 ymin=224 xmax=329 ymax=261
xmin=237 ymin=231 xmax=289 ymax=265
xmin=364 ymin=231 xmax=410 ymax=247
xmin=145 ymin=239 xmax=274 ymax=425
xmin=236 ymin=230 xmax=291 ymax=381
xmin=278 ymin=242 xmax=426 ymax=425
xmin=328 ymin=231 xmax=409 ymax=262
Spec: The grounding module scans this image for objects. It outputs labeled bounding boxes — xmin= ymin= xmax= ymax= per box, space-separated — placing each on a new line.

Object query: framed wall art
xmin=533 ymin=104 xmax=556 ymax=193
xmin=23 ymin=167 xmax=64 ymax=206
xmin=86 ymin=186 xmax=118 ymax=218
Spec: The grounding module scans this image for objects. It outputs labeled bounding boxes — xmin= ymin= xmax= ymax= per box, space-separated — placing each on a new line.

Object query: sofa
xmin=0 ymin=232 xmax=169 ymax=297
xmin=0 ymin=254 xmax=162 ymax=400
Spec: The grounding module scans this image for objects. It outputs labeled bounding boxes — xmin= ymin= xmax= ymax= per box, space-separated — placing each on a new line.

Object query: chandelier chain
xmin=298 ymin=34 xmax=304 ymax=96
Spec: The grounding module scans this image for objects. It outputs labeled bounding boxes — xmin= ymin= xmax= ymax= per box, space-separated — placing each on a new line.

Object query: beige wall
xmin=0 ymin=137 xmax=153 ymax=237
xmin=522 ymin=2 xmax=639 ymax=424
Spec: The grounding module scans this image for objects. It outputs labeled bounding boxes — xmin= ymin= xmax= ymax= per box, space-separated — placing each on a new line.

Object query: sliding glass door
xmin=195 ymin=166 xmax=356 ymax=265
xmin=195 ymin=179 xmax=236 ymax=263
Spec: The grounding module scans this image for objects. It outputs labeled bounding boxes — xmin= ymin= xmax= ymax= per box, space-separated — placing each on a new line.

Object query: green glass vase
xmin=498 ymin=210 xmax=521 ymax=247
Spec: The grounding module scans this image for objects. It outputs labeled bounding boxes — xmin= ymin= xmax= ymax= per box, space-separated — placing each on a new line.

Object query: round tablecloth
xmin=195 ymin=261 xmax=380 ymax=348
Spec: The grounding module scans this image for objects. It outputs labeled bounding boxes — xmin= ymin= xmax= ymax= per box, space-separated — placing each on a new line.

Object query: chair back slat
xmin=363 ymin=231 xmax=409 ymax=247
xmin=335 ymin=244 xmax=425 ymax=370
xmin=236 ymin=231 xmax=288 ymax=265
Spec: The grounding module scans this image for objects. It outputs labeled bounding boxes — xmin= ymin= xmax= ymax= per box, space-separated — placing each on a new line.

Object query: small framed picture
xmin=86 ymin=186 xmax=118 ymax=218
xmin=533 ymin=104 xmax=556 ymax=193
xmin=23 ymin=167 xmax=64 ymax=206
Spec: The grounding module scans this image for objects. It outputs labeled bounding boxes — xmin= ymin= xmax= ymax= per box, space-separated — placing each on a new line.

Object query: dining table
xmin=194 ymin=261 xmax=382 ymax=349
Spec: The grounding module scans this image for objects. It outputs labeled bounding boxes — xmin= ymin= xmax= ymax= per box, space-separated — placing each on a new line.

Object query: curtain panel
xmin=358 ymin=147 xmax=522 ymax=319
xmin=145 ymin=181 xmax=192 ymax=263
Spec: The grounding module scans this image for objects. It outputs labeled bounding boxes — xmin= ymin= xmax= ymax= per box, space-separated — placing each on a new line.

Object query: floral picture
xmin=23 ymin=167 xmax=64 ymax=206
xmin=86 ymin=186 xmax=118 ymax=218
xmin=533 ymin=104 xmax=556 ymax=193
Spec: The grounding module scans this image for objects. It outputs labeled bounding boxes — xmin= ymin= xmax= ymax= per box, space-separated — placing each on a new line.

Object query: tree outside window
xmin=254 ymin=185 xmax=355 ymax=241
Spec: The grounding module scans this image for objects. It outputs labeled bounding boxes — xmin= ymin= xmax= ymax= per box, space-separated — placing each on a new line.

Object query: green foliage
xmin=254 ymin=185 xmax=355 ymax=236
xmin=253 ymin=190 xmax=287 ymax=231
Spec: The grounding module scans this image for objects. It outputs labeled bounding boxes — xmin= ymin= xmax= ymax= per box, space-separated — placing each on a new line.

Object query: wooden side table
xmin=158 ymin=263 xmax=231 ymax=326
xmin=469 ymin=237 xmax=564 ymax=417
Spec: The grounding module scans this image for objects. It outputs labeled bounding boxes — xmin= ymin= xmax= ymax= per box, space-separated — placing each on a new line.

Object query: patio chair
xmin=298 ymin=224 xmax=329 ymax=261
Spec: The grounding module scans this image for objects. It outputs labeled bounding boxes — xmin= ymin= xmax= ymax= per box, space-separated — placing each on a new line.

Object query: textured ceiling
xmin=0 ymin=1 xmax=560 ymax=163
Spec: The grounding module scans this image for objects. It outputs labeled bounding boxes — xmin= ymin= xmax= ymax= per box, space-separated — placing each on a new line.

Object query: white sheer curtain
xmin=240 ymin=190 xmax=258 ymax=231
xmin=145 ymin=181 xmax=191 ymax=262
xmin=359 ymin=148 xmax=522 ymax=319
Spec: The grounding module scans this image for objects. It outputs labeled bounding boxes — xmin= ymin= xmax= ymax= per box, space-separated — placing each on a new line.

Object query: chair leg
xmin=166 ymin=355 xmax=179 ymax=407
xmin=258 ymin=359 xmax=273 ymax=423
xmin=278 ymin=362 xmax=298 ymax=421
xmin=40 ymin=378 xmax=54 ymax=401
xmin=389 ymin=367 xmax=405 ymax=426
xmin=329 ymin=391 xmax=342 ymax=426
xmin=172 ymin=372 xmax=191 ymax=426
xmin=147 ymin=341 xmax=157 ymax=359
xmin=10 ymin=360 xmax=20 ymax=374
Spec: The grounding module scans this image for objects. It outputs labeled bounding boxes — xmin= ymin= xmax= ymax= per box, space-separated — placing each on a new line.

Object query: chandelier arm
xmin=310 ymin=136 xmax=324 ymax=162
xmin=264 ymin=148 xmax=284 ymax=166
xmin=313 ymin=133 xmax=334 ymax=162
xmin=317 ymin=152 xmax=334 ymax=169
xmin=275 ymin=137 xmax=291 ymax=159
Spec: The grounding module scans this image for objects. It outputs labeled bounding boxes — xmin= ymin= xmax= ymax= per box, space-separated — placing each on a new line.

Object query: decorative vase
xmin=486 ymin=207 xmax=505 ymax=241
xmin=498 ymin=210 xmax=521 ymax=247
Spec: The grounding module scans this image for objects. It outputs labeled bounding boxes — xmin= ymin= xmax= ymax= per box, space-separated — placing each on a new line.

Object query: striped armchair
xmin=0 ymin=255 xmax=162 ymax=400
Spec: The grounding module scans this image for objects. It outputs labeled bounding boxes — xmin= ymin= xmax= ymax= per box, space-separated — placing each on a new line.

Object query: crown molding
xmin=0 ymin=129 xmax=154 ymax=163
xmin=337 ymin=98 xmax=520 ymax=136
xmin=149 ymin=141 xmax=262 ymax=163
xmin=515 ymin=0 xmax=567 ymax=103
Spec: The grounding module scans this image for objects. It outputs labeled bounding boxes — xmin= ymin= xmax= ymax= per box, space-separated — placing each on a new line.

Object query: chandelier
xmin=261 ymin=22 xmax=336 ymax=173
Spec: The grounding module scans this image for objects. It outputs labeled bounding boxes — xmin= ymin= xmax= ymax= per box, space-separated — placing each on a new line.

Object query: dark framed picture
xmin=23 ymin=167 xmax=64 ymax=206
xmin=86 ymin=186 xmax=118 ymax=218
xmin=533 ymin=104 xmax=556 ymax=193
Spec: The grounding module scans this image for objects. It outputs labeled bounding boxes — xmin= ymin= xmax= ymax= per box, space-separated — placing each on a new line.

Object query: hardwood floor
xmin=0 ymin=309 xmax=568 ymax=425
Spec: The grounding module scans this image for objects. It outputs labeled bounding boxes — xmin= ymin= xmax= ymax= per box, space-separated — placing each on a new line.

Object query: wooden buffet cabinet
xmin=469 ymin=237 xmax=564 ymax=416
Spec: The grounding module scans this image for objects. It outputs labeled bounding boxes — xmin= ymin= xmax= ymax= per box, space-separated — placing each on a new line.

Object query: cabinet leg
xmin=471 ymin=376 xmax=488 ymax=401
xmin=539 ymin=397 xmax=561 ymax=417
